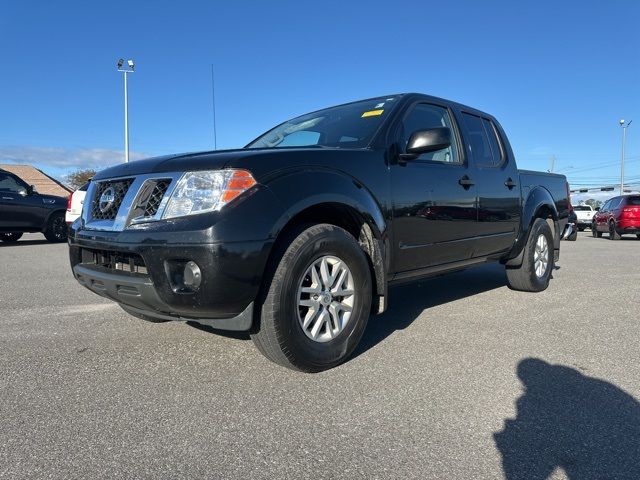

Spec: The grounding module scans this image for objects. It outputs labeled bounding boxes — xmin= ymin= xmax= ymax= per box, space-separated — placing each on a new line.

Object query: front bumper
xmin=69 ymin=224 xmax=272 ymax=331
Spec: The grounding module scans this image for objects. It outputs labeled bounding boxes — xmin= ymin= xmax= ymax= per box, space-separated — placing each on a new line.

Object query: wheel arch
xmin=504 ymin=186 xmax=559 ymax=267
xmin=41 ymin=208 xmax=66 ymax=232
xmin=264 ymin=170 xmax=389 ymax=313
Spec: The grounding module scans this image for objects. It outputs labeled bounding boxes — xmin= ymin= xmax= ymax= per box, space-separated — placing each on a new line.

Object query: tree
xmin=66 ymin=168 xmax=96 ymax=190
xmin=584 ymin=198 xmax=602 ymax=209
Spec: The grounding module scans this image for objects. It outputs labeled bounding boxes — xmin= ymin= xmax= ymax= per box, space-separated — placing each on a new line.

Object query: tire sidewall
xmin=525 ymin=219 xmax=554 ymax=290
xmin=273 ymin=227 xmax=372 ymax=370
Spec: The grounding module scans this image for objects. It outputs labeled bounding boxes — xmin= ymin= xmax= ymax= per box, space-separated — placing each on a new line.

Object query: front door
xmin=391 ymin=102 xmax=479 ymax=272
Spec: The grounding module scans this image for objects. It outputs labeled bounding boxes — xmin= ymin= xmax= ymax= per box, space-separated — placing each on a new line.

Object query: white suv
xmin=573 ymin=205 xmax=596 ymax=231
xmin=65 ymin=182 xmax=88 ymax=224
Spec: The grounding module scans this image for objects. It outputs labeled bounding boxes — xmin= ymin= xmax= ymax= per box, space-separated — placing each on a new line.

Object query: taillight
xmin=622 ymin=206 xmax=640 ymax=219
xmin=66 ymin=192 xmax=73 ymax=211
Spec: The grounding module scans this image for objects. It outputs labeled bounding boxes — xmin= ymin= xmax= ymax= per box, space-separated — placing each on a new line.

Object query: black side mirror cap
xmin=400 ymin=127 xmax=451 ymax=161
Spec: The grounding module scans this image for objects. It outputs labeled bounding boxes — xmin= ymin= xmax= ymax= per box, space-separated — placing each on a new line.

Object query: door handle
xmin=2 ymin=196 xmax=14 ymax=200
xmin=504 ymin=178 xmax=516 ymax=189
xmin=458 ymin=176 xmax=475 ymax=189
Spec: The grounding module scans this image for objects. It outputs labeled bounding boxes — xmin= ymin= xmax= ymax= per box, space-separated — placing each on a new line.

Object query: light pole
xmin=117 ymin=58 xmax=135 ymax=163
xmin=619 ymin=119 xmax=632 ymax=194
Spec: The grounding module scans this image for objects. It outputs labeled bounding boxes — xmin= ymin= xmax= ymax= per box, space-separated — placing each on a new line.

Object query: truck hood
xmin=92 ymin=147 xmax=338 ymax=181
xmin=93 ymin=149 xmax=253 ymax=180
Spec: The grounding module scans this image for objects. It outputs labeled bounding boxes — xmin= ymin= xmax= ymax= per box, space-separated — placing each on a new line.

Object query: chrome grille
xmin=143 ymin=180 xmax=171 ymax=217
xmin=91 ymin=179 xmax=134 ymax=220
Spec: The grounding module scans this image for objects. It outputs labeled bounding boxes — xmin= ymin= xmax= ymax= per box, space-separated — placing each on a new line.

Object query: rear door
xmin=456 ymin=111 xmax=520 ymax=257
xmin=390 ymin=101 xmax=479 ymax=272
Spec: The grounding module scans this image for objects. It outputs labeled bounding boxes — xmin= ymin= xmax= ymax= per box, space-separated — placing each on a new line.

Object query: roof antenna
xmin=211 ymin=64 xmax=218 ymax=150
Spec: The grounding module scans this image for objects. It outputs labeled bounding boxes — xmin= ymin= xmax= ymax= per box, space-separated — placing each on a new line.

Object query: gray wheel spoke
xmin=534 ymin=234 xmax=549 ymax=278
xmin=297 ymin=255 xmax=356 ymax=343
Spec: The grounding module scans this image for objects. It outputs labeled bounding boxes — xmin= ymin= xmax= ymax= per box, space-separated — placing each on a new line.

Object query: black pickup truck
xmin=69 ymin=93 xmax=569 ymax=372
xmin=0 ymin=169 xmax=68 ymax=243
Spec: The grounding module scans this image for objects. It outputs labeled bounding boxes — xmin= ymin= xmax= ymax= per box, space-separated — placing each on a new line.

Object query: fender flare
xmin=266 ymin=168 xmax=389 ymax=308
xmin=505 ymin=186 xmax=559 ymax=267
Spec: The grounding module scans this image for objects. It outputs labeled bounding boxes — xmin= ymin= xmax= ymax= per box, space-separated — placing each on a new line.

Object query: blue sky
xmin=1 ymin=0 xmax=639 ymax=201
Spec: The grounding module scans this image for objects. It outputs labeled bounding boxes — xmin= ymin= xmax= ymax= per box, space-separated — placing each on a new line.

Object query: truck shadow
xmin=0 ymin=239 xmax=50 ymax=247
xmin=353 ymin=262 xmax=507 ymax=358
xmin=495 ymin=358 xmax=640 ymax=479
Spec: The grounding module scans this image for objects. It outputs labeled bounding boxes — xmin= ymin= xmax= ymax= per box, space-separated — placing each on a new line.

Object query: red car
xmin=592 ymin=195 xmax=640 ymax=240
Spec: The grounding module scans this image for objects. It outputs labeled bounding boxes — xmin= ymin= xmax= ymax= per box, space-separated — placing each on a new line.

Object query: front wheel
xmin=577 ymin=226 xmax=585 ymax=232
xmin=506 ymin=218 xmax=554 ymax=292
xmin=0 ymin=232 xmax=23 ymax=243
xmin=44 ymin=212 xmax=67 ymax=242
xmin=251 ymin=224 xmax=372 ymax=372
xmin=593 ymin=225 xmax=602 ymax=238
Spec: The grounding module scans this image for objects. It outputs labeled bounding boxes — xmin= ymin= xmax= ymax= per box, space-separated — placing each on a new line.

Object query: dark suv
xmin=0 ymin=169 xmax=68 ymax=243
xmin=592 ymin=195 xmax=640 ymax=240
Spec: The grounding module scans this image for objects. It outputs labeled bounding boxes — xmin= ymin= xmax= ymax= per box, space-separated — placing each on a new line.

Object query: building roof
xmin=0 ymin=164 xmax=72 ymax=197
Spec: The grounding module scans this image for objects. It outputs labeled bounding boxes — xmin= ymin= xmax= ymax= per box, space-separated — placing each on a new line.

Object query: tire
xmin=577 ymin=226 xmax=585 ymax=232
xmin=251 ymin=224 xmax=372 ymax=372
xmin=120 ymin=304 xmax=171 ymax=323
xmin=609 ymin=221 xmax=621 ymax=240
xmin=0 ymin=232 xmax=23 ymax=243
xmin=593 ymin=226 xmax=602 ymax=238
xmin=637 ymin=234 xmax=640 ymax=240
xmin=44 ymin=212 xmax=67 ymax=242
xmin=506 ymin=218 xmax=554 ymax=292
xmin=567 ymin=229 xmax=577 ymax=241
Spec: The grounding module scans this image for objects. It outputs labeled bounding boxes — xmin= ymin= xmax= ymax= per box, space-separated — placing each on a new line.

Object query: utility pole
xmin=619 ymin=119 xmax=632 ymax=194
xmin=117 ymin=58 xmax=135 ymax=163
xmin=211 ymin=65 xmax=217 ymax=150
xmin=549 ymin=155 xmax=556 ymax=173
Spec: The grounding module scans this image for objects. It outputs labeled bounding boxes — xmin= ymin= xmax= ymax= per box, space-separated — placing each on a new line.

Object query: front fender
xmin=266 ymin=167 xmax=387 ymax=241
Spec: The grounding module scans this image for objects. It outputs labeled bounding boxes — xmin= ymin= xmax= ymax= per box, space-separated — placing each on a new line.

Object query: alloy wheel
xmin=296 ymin=255 xmax=355 ymax=343
xmin=533 ymin=234 xmax=549 ymax=278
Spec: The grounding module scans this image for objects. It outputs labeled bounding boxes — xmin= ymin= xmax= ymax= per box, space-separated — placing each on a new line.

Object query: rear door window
xmin=625 ymin=196 xmax=640 ymax=206
xmin=461 ymin=113 xmax=503 ymax=167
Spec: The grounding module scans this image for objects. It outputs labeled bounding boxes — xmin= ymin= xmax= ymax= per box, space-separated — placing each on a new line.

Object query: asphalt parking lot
xmin=1 ymin=231 xmax=639 ymax=479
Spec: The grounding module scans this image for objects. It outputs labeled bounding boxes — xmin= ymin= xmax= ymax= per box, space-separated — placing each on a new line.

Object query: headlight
xmin=163 ymin=169 xmax=256 ymax=219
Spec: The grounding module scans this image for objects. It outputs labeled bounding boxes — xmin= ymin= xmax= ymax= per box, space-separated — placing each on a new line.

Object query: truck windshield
xmin=245 ymin=96 xmax=398 ymax=149
xmin=574 ymin=206 xmax=592 ymax=211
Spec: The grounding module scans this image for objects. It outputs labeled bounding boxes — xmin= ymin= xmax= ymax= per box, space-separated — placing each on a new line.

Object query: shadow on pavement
xmin=353 ymin=262 xmax=507 ymax=358
xmin=495 ymin=358 xmax=640 ymax=479
xmin=0 ymin=239 xmax=50 ymax=247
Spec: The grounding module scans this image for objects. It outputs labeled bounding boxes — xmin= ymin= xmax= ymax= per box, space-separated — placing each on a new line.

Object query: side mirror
xmin=28 ymin=185 xmax=36 ymax=195
xmin=401 ymin=127 xmax=451 ymax=160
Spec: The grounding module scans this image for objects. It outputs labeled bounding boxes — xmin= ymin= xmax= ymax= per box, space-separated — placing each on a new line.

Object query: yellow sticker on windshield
xmin=361 ymin=109 xmax=384 ymax=118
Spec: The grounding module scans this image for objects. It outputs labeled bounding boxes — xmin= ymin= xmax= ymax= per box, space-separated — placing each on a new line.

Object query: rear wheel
xmin=567 ymin=229 xmax=577 ymax=241
xmin=506 ymin=218 xmax=554 ymax=292
xmin=609 ymin=221 xmax=621 ymax=240
xmin=44 ymin=212 xmax=67 ymax=242
xmin=636 ymin=234 xmax=640 ymax=240
xmin=251 ymin=224 xmax=372 ymax=372
xmin=0 ymin=232 xmax=23 ymax=243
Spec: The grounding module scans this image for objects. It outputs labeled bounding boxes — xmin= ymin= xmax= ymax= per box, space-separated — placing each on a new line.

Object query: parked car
xmin=573 ymin=204 xmax=596 ymax=230
xmin=592 ymin=195 xmax=640 ymax=240
xmin=69 ymin=93 xmax=570 ymax=371
xmin=66 ymin=182 xmax=89 ymax=224
xmin=0 ymin=168 xmax=68 ymax=243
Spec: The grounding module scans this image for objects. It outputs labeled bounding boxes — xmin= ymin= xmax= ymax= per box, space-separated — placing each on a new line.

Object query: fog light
xmin=183 ymin=261 xmax=201 ymax=289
